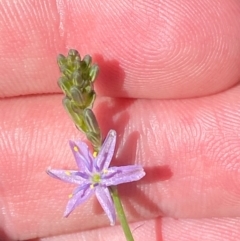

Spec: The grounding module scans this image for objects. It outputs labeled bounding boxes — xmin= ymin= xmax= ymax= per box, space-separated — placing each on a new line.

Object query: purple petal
xmin=95 ymin=186 xmax=116 ymax=226
xmin=64 ymin=183 xmax=94 ymax=217
xmin=46 ymin=169 xmax=84 ymax=185
xmin=96 ymin=130 xmax=116 ymax=170
xmin=102 ymin=165 xmax=145 ymax=186
xmin=69 ymin=140 xmax=93 ymax=172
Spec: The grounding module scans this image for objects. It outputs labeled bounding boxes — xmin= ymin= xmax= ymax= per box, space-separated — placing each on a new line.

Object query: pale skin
xmin=0 ymin=0 xmax=240 ymax=240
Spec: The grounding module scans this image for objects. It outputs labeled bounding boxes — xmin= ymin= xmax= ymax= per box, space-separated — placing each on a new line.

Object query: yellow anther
xmin=65 ymin=171 xmax=71 ymax=176
xmin=93 ymin=151 xmax=98 ymax=157
xmin=90 ymin=184 xmax=94 ymax=189
xmin=73 ymin=146 xmax=79 ymax=152
xmin=68 ymin=194 xmax=73 ymax=199
xmin=103 ymin=169 xmax=108 ymax=174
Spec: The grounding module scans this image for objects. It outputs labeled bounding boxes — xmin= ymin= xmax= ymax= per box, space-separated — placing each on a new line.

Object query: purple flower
xmin=47 ymin=130 xmax=145 ymax=225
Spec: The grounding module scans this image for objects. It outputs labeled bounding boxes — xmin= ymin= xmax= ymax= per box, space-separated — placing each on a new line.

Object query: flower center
xmin=91 ymin=173 xmax=101 ymax=184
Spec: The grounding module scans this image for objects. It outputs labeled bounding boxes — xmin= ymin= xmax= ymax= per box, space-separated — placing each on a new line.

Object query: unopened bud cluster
xmin=57 ymin=49 xmax=101 ymax=152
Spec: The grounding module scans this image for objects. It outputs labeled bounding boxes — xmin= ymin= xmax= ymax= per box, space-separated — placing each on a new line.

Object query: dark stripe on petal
xmin=69 ymin=140 xmax=94 ymax=172
xmin=102 ymin=165 xmax=145 ymax=186
xmin=95 ymin=186 xmax=116 ymax=225
xmin=64 ymin=183 xmax=93 ymax=217
xmin=46 ymin=169 xmax=84 ymax=185
xmin=96 ymin=130 xmax=116 ymax=170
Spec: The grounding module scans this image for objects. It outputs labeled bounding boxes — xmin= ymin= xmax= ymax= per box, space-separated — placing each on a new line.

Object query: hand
xmin=0 ymin=0 xmax=240 ymax=240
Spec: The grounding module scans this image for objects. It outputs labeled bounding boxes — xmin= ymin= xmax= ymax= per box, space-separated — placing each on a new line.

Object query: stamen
xmin=73 ymin=146 xmax=79 ymax=152
xmin=65 ymin=171 xmax=71 ymax=176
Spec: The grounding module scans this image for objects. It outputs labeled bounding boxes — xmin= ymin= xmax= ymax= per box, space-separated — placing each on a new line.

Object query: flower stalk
xmin=110 ymin=186 xmax=134 ymax=241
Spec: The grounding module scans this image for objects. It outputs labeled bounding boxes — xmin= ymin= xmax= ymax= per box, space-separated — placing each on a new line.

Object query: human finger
xmin=1 ymin=0 xmax=240 ymax=98
xmin=33 ymin=217 xmax=240 ymax=241
xmin=1 ymin=85 xmax=240 ymax=239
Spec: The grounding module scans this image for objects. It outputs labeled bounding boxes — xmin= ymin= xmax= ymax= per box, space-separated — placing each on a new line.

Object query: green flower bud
xmin=63 ymin=97 xmax=87 ymax=132
xmin=72 ymin=71 xmax=84 ymax=87
xmin=84 ymin=89 xmax=96 ymax=108
xmin=70 ymin=101 xmax=83 ymax=114
xmin=60 ymin=65 xmax=73 ymax=78
xmin=57 ymin=54 xmax=67 ymax=68
xmin=84 ymin=108 xmax=101 ymax=138
xmin=73 ymin=59 xmax=81 ymax=71
xmin=70 ymin=86 xmax=85 ymax=107
xmin=68 ymin=49 xmax=81 ymax=62
xmin=58 ymin=76 xmax=72 ymax=97
xmin=86 ymin=131 xmax=101 ymax=152
xmin=89 ymin=64 xmax=99 ymax=82
xmin=81 ymin=55 xmax=92 ymax=70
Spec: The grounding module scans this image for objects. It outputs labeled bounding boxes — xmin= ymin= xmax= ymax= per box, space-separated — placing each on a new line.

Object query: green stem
xmin=110 ymin=186 xmax=134 ymax=241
